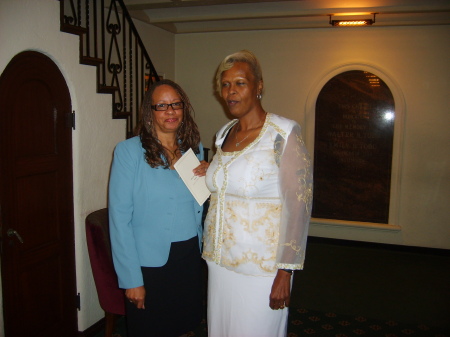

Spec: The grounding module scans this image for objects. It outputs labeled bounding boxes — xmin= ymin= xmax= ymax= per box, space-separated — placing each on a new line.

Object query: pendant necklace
xmin=234 ymin=112 xmax=267 ymax=147
xmin=234 ymin=126 xmax=250 ymax=147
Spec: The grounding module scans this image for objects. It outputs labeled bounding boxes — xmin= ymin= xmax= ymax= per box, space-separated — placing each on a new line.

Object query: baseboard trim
xmin=311 ymin=218 xmax=402 ymax=231
xmin=78 ymin=317 xmax=105 ymax=337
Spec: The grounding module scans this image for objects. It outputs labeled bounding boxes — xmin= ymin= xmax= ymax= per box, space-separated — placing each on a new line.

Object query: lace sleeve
xmin=275 ymin=123 xmax=313 ymax=270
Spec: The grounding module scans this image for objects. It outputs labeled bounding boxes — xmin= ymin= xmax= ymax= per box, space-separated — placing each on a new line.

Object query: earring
xmin=257 ymin=93 xmax=262 ymax=100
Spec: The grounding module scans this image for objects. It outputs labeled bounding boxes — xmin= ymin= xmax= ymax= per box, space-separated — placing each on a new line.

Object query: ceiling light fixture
xmin=329 ymin=13 xmax=377 ymax=27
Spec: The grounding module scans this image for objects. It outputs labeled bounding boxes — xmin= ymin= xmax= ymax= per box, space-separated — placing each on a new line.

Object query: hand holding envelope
xmin=174 ymin=148 xmax=211 ymax=206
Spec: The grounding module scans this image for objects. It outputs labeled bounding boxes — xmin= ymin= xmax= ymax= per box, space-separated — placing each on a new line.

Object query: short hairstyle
xmin=136 ymin=79 xmax=200 ymax=168
xmin=215 ymin=50 xmax=263 ymax=96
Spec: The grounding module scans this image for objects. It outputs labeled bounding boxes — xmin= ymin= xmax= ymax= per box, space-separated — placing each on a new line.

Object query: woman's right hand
xmin=193 ymin=160 xmax=210 ymax=177
xmin=126 ymin=286 xmax=146 ymax=309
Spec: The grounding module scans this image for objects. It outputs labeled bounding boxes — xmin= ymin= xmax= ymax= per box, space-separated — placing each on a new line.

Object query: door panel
xmin=0 ymin=51 xmax=77 ymax=337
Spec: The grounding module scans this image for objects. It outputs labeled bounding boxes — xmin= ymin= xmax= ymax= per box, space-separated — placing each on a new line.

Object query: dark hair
xmin=135 ymin=79 xmax=200 ymax=168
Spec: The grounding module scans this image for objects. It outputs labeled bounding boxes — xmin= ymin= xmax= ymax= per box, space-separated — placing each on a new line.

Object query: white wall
xmin=175 ymin=25 xmax=450 ymax=250
xmin=0 ymin=0 xmax=174 ymax=333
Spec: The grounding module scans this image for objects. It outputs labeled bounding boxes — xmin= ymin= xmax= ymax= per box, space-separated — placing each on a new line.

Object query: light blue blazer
xmin=108 ymin=136 xmax=204 ymax=289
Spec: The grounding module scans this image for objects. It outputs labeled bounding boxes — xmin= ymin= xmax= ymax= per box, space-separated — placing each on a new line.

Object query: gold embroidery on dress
xmin=203 ymin=113 xmax=312 ymax=275
xmin=221 ymin=250 xmax=277 ymax=273
xmin=210 ymin=114 xmax=273 ymax=264
xmin=220 ymin=120 xmax=238 ymax=140
xmin=281 ymin=240 xmax=302 ymax=254
xmin=295 ymin=133 xmax=313 ymax=215
xmin=224 ymin=193 xmax=281 ymax=201
xmin=267 ymin=120 xmax=287 ymax=139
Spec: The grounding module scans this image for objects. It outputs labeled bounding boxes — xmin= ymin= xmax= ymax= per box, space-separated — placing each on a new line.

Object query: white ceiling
xmin=123 ymin=0 xmax=450 ymax=33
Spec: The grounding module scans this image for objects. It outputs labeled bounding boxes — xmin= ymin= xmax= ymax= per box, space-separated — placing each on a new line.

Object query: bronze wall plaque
xmin=312 ymin=70 xmax=395 ymax=223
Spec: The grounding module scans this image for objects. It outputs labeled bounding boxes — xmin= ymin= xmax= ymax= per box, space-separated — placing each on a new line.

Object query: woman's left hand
xmin=269 ymin=269 xmax=292 ymax=310
xmin=193 ymin=160 xmax=210 ymax=177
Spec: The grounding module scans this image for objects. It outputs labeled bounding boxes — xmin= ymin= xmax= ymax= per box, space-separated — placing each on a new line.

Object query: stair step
xmin=60 ymin=24 xmax=87 ymax=36
xmin=81 ymin=56 xmax=103 ymax=66
xmin=114 ymin=111 xmax=132 ymax=119
xmin=97 ymin=85 xmax=117 ymax=94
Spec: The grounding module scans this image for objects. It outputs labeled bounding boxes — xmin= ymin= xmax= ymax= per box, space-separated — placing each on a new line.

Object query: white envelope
xmin=174 ymin=148 xmax=211 ymax=206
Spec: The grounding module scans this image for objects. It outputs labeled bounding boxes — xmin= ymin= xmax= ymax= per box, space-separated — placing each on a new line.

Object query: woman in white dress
xmin=202 ymin=50 xmax=313 ymax=337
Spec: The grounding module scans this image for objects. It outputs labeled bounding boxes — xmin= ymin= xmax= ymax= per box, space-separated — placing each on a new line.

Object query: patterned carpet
xmin=285 ymin=308 xmax=449 ymax=337
xmin=103 ymin=307 xmax=449 ymax=337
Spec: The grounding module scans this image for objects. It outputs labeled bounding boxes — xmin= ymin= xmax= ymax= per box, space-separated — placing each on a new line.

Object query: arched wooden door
xmin=0 ymin=51 xmax=77 ymax=336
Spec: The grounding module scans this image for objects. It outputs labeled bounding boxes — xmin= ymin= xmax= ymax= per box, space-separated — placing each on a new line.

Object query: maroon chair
xmin=86 ymin=208 xmax=125 ymax=337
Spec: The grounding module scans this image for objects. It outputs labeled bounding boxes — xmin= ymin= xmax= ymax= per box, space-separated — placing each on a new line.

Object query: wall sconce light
xmin=329 ymin=13 xmax=377 ymax=27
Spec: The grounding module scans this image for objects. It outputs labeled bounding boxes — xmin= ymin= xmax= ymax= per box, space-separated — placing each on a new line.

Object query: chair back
xmin=86 ymin=208 xmax=125 ymax=315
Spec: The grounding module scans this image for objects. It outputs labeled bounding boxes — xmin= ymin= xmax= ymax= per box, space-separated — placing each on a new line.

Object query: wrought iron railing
xmin=59 ymin=0 xmax=159 ymax=137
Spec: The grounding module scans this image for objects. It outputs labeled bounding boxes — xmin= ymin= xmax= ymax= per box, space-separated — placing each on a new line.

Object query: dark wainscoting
xmin=292 ymin=236 xmax=450 ymax=329
xmin=79 ymin=236 xmax=450 ymax=335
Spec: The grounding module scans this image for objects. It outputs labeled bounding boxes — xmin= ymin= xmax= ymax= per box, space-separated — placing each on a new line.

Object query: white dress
xmin=203 ymin=113 xmax=313 ymax=337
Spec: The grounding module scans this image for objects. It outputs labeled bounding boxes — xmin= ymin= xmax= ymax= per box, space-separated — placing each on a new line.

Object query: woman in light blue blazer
xmin=109 ymin=79 xmax=209 ymax=337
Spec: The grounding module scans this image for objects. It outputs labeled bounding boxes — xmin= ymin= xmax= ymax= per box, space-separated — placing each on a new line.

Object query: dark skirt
xmin=126 ymin=236 xmax=203 ymax=337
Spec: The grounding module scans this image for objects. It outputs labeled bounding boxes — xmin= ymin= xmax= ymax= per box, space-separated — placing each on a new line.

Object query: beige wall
xmin=175 ymin=25 xmax=450 ymax=249
xmin=0 ymin=0 xmax=175 ymax=333
xmin=133 ymin=19 xmax=175 ymax=80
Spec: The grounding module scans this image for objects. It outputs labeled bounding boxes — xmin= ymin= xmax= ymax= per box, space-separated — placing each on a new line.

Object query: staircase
xmin=59 ymin=0 xmax=159 ymax=137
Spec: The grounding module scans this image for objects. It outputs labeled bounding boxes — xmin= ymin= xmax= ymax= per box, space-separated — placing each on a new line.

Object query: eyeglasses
xmin=151 ymin=102 xmax=184 ymax=111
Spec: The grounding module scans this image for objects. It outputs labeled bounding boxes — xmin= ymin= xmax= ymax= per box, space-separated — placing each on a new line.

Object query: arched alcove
xmin=305 ymin=64 xmax=404 ymax=230
xmin=313 ymin=70 xmax=394 ymax=223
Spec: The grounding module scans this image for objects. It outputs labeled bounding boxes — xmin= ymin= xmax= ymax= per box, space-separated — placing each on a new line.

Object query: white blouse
xmin=202 ymin=113 xmax=313 ymax=276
